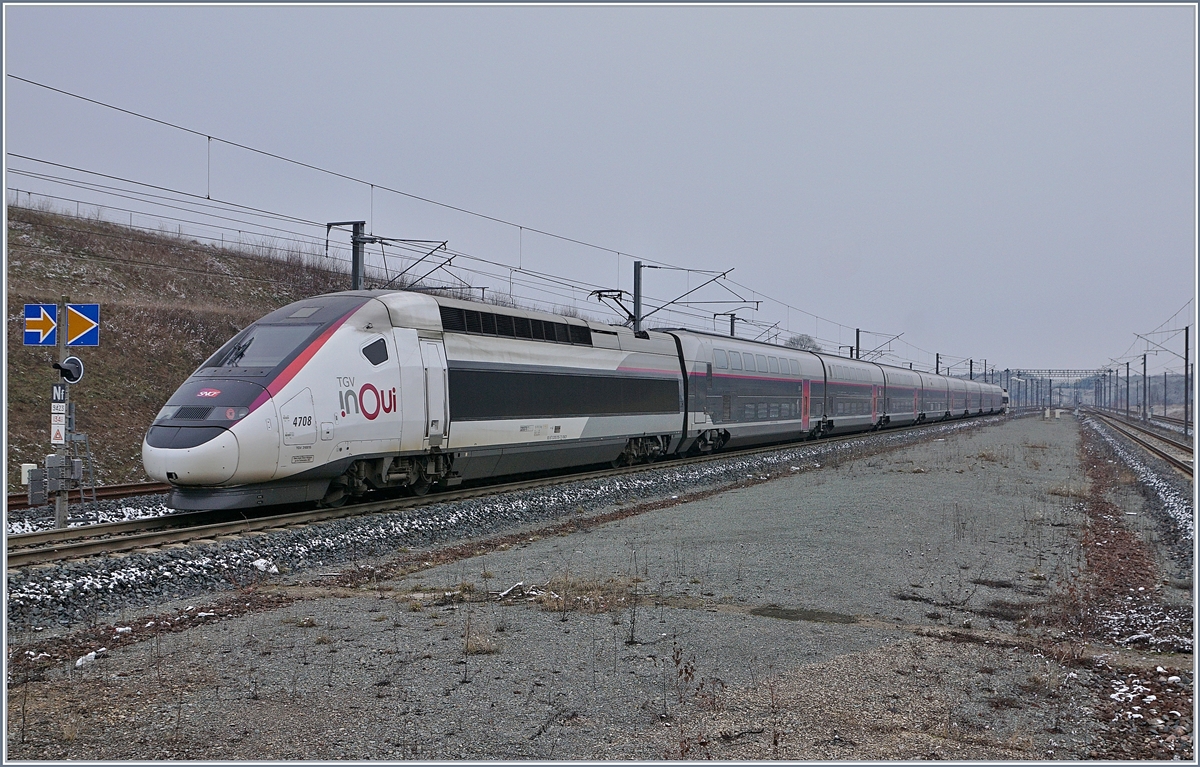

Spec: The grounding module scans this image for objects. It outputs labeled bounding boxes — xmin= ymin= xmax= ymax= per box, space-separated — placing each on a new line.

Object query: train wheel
xmin=406 ymin=477 xmax=431 ymax=496
xmin=319 ymin=477 xmax=349 ymax=508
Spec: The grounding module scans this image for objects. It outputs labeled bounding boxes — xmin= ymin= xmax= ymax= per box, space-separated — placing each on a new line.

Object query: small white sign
xmin=51 ymin=424 xmax=65 ymax=445
xmin=51 ymin=413 xmax=66 ymax=425
xmin=51 ymin=402 xmax=66 ymax=414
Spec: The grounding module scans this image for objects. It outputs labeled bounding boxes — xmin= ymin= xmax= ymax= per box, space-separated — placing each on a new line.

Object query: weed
xmin=465 ymin=634 xmax=499 ymax=655
xmin=523 ymin=574 xmax=637 ymax=615
xmin=1047 ymin=483 xmax=1079 ymax=497
xmin=671 ymin=639 xmax=696 ymax=703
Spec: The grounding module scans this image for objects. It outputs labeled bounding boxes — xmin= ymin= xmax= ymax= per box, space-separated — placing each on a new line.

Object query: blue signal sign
xmin=23 ymin=304 xmax=57 ymax=346
xmin=66 ymin=303 xmax=100 ymax=347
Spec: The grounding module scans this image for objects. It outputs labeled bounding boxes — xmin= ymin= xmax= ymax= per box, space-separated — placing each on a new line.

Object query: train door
xmin=694 ymin=363 xmax=711 ymax=423
xmin=420 ymin=340 xmax=449 ymax=447
xmin=802 ymin=379 xmax=810 ymax=432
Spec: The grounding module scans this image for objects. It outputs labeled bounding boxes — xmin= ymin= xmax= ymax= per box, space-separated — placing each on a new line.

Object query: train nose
xmin=142 ymin=426 xmax=239 ymax=485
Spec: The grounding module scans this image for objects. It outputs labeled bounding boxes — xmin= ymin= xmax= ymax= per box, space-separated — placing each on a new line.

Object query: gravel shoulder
xmin=6 ymin=415 xmax=1194 ymax=760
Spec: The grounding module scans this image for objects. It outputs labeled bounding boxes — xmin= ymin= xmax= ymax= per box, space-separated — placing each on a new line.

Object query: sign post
xmin=54 ymin=296 xmax=70 ymax=528
xmin=23 ymin=298 xmax=99 ymax=526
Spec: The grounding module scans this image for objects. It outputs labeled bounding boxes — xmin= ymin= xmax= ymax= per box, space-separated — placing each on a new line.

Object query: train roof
xmin=661 ymin=326 xmax=1002 ymax=387
xmin=329 ymin=292 xmax=1000 ymax=388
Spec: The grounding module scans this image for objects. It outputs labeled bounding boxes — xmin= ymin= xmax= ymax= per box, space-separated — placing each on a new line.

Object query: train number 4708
xmin=292 ymin=416 xmax=313 ymax=427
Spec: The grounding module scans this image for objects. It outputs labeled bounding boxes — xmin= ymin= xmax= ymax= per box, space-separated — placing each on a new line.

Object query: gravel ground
xmin=5 ymin=417 xmax=1001 ymax=633
xmin=6 ymin=414 xmax=1194 ymax=760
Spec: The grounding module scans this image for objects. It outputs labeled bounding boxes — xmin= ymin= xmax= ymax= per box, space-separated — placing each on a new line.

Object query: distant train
xmin=143 ymin=290 xmax=1006 ymax=509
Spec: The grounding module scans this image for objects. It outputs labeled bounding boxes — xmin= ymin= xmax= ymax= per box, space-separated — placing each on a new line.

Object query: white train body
xmin=144 ymin=290 xmax=1005 ymax=510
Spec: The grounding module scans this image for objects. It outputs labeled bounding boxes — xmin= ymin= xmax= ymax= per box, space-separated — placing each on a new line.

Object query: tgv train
xmin=143 ymin=290 xmax=1005 ymax=509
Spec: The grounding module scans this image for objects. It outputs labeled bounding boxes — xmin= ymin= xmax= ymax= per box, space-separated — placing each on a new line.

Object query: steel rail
xmin=1092 ymin=412 xmax=1194 ymax=455
xmin=1089 ymin=411 xmax=1193 ymax=478
xmin=6 ymin=481 xmax=171 ymax=512
xmin=6 ymin=414 xmax=1005 ymax=568
xmin=1150 ymin=413 xmax=1193 ymax=429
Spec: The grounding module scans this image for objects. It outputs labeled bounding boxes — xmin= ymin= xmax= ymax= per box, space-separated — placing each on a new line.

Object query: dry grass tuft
xmin=1046 ymin=483 xmax=1079 ymax=497
xmin=464 ymin=632 xmax=499 ymax=655
xmin=281 ymin=616 xmax=318 ymax=628
xmin=512 ymin=574 xmax=638 ymax=614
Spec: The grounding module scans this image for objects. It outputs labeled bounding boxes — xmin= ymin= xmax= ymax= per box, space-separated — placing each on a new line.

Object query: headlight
xmin=222 ymin=407 xmax=250 ymax=422
xmin=155 ymin=406 xmax=179 ymax=421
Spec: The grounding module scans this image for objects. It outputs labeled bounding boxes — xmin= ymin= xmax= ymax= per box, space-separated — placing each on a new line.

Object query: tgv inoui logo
xmin=338 ymin=376 xmax=396 ymax=421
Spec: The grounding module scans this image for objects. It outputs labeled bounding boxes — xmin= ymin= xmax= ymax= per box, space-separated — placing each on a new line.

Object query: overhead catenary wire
xmin=8 ymin=153 xmax=324 ymax=231
xmin=9 ymin=75 xmax=680 ymax=268
xmin=6 ymin=189 xmax=985 ymax=368
xmin=7 ymin=73 xmax=1002 ymax=367
xmin=7 ymin=76 xmax=869 ymax=333
xmin=7 ymin=184 xmax=350 ymax=258
xmin=8 ymin=166 xmax=331 ymax=242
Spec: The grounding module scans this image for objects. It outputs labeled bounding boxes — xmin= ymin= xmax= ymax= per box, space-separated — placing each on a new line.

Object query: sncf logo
xmin=196 ymin=388 xmax=221 ymax=398
xmin=337 ymin=377 xmax=397 ymax=421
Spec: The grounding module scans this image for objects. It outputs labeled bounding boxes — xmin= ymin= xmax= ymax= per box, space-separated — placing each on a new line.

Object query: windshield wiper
xmin=223 ymin=337 xmax=254 ymax=367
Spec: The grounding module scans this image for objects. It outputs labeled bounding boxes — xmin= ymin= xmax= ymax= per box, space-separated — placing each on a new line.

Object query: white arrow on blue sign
xmin=23 ymin=304 xmax=57 ymax=346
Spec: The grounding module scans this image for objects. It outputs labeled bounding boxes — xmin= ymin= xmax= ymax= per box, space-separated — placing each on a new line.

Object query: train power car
xmin=144 ymin=290 xmax=1005 ymax=510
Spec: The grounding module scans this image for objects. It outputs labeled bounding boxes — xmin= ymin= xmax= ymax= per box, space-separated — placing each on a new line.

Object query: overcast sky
xmin=4 ymin=4 xmax=1196 ymax=374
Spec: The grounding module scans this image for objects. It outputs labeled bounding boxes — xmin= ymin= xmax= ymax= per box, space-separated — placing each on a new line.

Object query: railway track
xmin=1088 ymin=410 xmax=1193 ymax=478
xmin=1150 ymin=413 xmax=1193 ymax=431
xmin=6 ymin=481 xmax=171 ymax=512
xmin=5 ymin=415 xmax=1003 ymax=569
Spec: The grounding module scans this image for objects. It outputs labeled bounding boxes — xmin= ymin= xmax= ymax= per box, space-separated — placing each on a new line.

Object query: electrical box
xmin=26 ymin=467 xmax=45 ymax=507
xmin=20 ymin=463 xmax=37 ymax=485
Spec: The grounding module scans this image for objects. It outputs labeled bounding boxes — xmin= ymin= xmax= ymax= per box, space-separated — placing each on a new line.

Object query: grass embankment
xmin=6 ymin=204 xmax=347 ymax=493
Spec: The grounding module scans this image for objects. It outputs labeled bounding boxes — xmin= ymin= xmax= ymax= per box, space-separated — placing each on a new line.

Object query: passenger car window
xmin=361 ymin=337 xmax=388 ymax=366
xmin=768 ymin=357 xmax=779 ymax=374
xmin=714 ymin=349 xmax=728 ymax=369
xmin=756 ymin=354 xmax=768 ymax=372
xmin=729 ymin=351 xmax=743 ymax=370
xmin=743 ymin=354 xmax=755 ymax=372
xmin=790 ymin=359 xmax=800 ymax=375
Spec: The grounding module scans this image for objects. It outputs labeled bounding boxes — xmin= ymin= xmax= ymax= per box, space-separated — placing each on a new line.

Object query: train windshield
xmin=202 ymin=324 xmax=320 ymax=370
